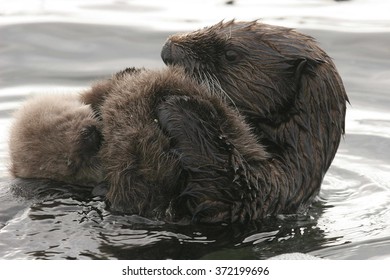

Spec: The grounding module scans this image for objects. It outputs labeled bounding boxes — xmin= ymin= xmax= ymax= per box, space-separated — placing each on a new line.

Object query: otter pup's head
xmin=9 ymin=94 xmax=103 ymax=186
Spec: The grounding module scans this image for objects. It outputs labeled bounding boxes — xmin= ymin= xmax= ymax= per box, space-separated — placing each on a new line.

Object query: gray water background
xmin=0 ymin=0 xmax=389 ymax=259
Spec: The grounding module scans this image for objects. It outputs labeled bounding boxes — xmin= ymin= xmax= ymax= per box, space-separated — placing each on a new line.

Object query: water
xmin=0 ymin=0 xmax=390 ymax=260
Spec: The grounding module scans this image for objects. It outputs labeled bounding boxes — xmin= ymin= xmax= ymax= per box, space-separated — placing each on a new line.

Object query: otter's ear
xmin=79 ymin=125 xmax=102 ymax=153
xmin=295 ymin=57 xmax=324 ymax=79
xmin=293 ymin=58 xmax=324 ymax=91
xmin=80 ymin=81 xmax=113 ymax=118
xmin=114 ymin=67 xmax=144 ymax=79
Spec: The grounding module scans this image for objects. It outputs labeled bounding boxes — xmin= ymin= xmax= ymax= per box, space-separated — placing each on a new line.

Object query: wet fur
xmin=77 ymin=20 xmax=348 ymax=223
xmin=160 ymin=20 xmax=348 ymax=220
xmin=7 ymin=21 xmax=347 ymax=224
xmin=84 ymin=66 xmax=271 ymax=223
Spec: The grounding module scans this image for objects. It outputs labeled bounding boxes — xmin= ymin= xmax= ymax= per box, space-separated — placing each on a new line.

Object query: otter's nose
xmin=161 ymin=39 xmax=174 ymax=65
xmin=161 ymin=38 xmax=185 ymax=66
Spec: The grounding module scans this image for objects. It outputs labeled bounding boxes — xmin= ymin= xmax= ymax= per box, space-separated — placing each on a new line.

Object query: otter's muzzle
xmin=161 ymin=38 xmax=185 ymax=66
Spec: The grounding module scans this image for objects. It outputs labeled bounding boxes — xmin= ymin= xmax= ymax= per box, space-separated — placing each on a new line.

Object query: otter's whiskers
xmin=196 ymin=70 xmax=238 ymax=110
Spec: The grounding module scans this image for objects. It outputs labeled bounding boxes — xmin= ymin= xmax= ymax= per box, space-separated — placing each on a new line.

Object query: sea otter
xmin=161 ymin=20 xmax=348 ymax=219
xmin=9 ymin=94 xmax=103 ymax=186
xmin=81 ymin=67 xmax=144 ymax=119
xmin=85 ymin=66 xmax=268 ymax=223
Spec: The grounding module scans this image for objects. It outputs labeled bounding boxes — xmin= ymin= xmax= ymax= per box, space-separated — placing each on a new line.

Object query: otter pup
xmin=94 ymin=66 xmax=268 ymax=223
xmin=161 ymin=20 xmax=348 ymax=218
xmin=81 ymin=67 xmax=144 ymax=119
xmin=9 ymin=94 xmax=103 ymax=186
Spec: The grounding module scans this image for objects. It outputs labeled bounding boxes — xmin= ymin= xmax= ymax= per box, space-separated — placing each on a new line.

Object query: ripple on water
xmin=314 ymin=158 xmax=390 ymax=249
xmin=1 ymin=0 xmax=390 ymax=259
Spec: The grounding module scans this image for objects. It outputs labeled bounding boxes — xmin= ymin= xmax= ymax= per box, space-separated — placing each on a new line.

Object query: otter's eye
xmin=80 ymin=125 xmax=102 ymax=150
xmin=224 ymin=50 xmax=239 ymax=62
xmin=80 ymin=126 xmax=96 ymax=139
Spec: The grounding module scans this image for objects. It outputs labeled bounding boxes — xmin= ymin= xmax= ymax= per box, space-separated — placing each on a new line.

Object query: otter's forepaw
xmin=156 ymin=95 xmax=227 ymax=167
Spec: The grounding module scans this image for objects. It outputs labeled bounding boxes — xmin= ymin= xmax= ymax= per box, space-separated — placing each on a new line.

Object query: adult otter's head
xmin=9 ymin=94 xmax=104 ymax=186
xmin=162 ymin=20 xmax=348 ymax=212
xmin=162 ymin=20 xmax=347 ymax=122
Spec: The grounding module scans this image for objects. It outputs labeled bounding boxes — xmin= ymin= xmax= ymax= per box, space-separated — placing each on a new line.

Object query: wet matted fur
xmin=85 ymin=66 xmax=273 ymax=223
xmin=161 ymin=20 xmax=348 ymax=221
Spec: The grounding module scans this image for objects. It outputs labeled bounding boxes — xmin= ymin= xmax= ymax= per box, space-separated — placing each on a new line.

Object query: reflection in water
xmin=2 ymin=175 xmax=382 ymax=260
xmin=0 ymin=178 xmax=334 ymax=259
xmin=1 ymin=0 xmax=390 ymax=259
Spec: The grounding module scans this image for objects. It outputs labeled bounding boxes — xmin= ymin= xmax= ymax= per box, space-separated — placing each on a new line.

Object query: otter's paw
xmin=156 ymin=95 xmax=228 ymax=168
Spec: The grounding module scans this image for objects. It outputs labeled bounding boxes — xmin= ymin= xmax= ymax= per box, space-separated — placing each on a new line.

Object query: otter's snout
xmin=161 ymin=38 xmax=185 ymax=66
xmin=161 ymin=39 xmax=173 ymax=65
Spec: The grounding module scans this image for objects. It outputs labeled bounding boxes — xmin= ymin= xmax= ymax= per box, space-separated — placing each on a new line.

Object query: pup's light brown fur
xmin=9 ymin=94 xmax=103 ymax=186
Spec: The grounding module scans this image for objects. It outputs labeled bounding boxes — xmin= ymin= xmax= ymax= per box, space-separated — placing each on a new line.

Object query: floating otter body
xmin=9 ymin=94 xmax=103 ymax=186
xmin=11 ymin=20 xmax=348 ymax=224
xmin=160 ymin=21 xmax=348 ymax=219
xmin=88 ymin=66 xmax=268 ymax=222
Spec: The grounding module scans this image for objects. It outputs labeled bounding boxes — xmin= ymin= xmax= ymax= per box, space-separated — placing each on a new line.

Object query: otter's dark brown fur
xmin=9 ymin=94 xmax=103 ymax=186
xmin=161 ymin=21 xmax=348 ymax=219
xmin=92 ymin=66 xmax=269 ymax=222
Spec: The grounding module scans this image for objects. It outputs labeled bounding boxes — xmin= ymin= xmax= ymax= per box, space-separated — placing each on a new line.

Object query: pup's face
xmin=9 ymin=94 xmax=104 ymax=186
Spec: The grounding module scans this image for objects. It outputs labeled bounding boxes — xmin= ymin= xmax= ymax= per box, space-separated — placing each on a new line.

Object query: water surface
xmin=0 ymin=0 xmax=389 ymax=259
